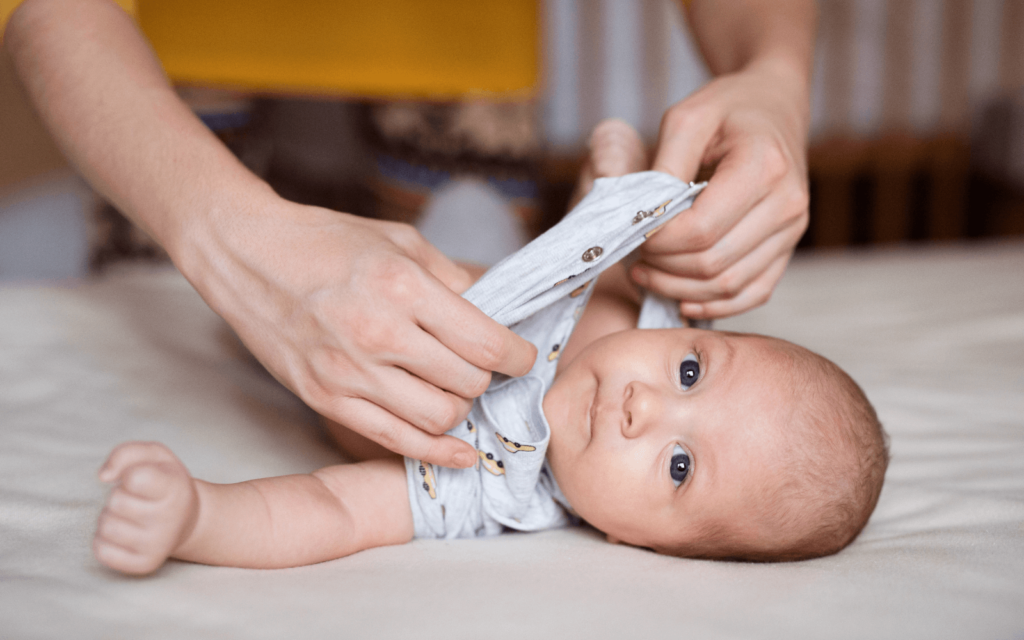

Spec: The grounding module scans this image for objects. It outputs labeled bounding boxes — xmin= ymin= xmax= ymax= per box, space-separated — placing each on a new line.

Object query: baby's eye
xmin=670 ymin=444 xmax=691 ymax=488
xmin=679 ymin=354 xmax=700 ymax=389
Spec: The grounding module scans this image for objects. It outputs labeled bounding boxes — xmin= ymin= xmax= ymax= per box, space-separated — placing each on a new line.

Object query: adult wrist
xmin=740 ymin=54 xmax=813 ymax=136
xmin=165 ymin=163 xmax=278 ymax=296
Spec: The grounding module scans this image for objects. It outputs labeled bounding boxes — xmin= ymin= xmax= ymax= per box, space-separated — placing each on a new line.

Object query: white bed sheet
xmin=1 ymin=241 xmax=1023 ymax=639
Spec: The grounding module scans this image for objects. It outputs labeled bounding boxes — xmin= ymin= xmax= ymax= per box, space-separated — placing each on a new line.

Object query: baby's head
xmin=542 ymin=328 xmax=888 ymax=561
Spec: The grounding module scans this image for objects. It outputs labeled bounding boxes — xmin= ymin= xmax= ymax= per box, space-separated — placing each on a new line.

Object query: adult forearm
xmin=6 ymin=0 xmax=538 ymax=469
xmin=685 ymin=0 xmax=816 ymax=96
xmin=3 ymin=0 xmax=268 ymax=266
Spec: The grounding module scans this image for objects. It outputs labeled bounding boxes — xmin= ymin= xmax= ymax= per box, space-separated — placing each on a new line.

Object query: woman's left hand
xmin=632 ymin=60 xmax=811 ymax=319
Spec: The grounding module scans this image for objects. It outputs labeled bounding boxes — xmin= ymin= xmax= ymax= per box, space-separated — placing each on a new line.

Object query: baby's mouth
xmin=585 ymin=377 xmax=598 ymax=445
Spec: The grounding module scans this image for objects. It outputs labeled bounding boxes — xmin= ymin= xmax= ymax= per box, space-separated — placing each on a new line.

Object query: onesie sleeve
xmin=405 ymin=419 xmax=491 ymax=539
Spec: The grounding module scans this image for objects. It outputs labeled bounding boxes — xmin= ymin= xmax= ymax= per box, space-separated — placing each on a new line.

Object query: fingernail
xmin=453 ymin=451 xmax=474 ymax=468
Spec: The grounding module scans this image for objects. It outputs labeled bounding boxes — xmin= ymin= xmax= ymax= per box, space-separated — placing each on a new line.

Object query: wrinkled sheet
xmin=1 ymin=241 xmax=1022 ymax=639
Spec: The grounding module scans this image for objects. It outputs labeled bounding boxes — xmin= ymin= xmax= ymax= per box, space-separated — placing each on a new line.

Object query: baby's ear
xmin=606 ymin=534 xmax=622 ymax=545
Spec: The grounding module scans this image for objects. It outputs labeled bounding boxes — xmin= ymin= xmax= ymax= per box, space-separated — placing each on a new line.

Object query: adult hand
xmin=630 ymin=61 xmax=810 ymax=319
xmin=622 ymin=0 xmax=816 ymax=319
xmin=194 ymin=198 xmax=537 ymax=468
xmin=6 ymin=0 xmax=537 ymax=469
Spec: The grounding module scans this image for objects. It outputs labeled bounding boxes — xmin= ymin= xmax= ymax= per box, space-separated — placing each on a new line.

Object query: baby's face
xmin=542 ymin=328 xmax=801 ymax=553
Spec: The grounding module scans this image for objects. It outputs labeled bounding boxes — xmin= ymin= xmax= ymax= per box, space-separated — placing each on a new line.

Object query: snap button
xmin=581 ymin=246 xmax=603 ymax=262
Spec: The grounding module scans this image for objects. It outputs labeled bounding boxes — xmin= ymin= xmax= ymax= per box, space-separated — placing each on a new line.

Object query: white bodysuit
xmin=404 ymin=172 xmax=706 ymax=539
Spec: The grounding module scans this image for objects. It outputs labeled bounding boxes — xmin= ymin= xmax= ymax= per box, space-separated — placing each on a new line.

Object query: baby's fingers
xmin=95 ymin=509 xmax=145 ymax=553
xmin=104 ymin=486 xmax=163 ymax=525
xmin=98 ymin=441 xmax=181 ymax=484
xmin=93 ymin=533 xmax=162 ymax=576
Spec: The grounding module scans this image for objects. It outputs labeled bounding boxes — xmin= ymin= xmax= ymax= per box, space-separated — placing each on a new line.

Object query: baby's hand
xmin=93 ymin=442 xmax=199 ymax=575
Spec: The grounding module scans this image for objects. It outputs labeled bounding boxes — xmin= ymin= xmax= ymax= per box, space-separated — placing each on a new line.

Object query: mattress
xmin=1 ymin=240 xmax=1022 ymax=639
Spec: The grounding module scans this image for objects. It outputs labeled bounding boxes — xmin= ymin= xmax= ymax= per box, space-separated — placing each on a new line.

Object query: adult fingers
xmin=414 ymin=283 xmax=537 ymax=378
xmin=387 ymin=222 xmax=476 ymax=294
xmin=645 ymin=137 xmax=781 ymax=257
xmin=322 ymin=395 xmax=477 ymax=469
xmin=634 ymin=221 xmax=799 ymax=303
xmin=384 ymin=228 xmax=537 ymax=378
xmin=651 ymin=102 xmax=721 ymax=182
xmin=636 ymin=184 xmax=807 ymax=281
xmin=357 ymin=364 xmax=475 ymax=436
xmin=680 ymin=253 xmax=791 ymax=320
xmin=391 ymin=328 xmax=494 ymax=402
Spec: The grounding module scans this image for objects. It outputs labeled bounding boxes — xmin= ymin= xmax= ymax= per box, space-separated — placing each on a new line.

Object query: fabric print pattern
xmin=404 ymin=172 xmax=705 ymax=540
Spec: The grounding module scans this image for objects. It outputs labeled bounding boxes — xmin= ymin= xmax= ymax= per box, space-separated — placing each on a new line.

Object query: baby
xmin=92 ymin=123 xmax=888 ymax=574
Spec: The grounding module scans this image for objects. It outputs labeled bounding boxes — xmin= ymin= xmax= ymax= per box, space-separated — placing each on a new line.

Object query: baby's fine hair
xmin=667 ymin=337 xmax=889 ymax=562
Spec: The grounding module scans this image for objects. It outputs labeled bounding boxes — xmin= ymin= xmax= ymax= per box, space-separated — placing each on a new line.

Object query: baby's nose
xmin=622 ymin=382 xmax=660 ymax=438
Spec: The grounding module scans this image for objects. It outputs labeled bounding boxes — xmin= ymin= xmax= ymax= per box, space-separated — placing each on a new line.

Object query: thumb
xmin=651 ymin=106 xmax=720 ymax=181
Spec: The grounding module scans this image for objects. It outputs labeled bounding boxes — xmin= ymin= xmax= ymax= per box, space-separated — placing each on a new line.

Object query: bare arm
xmin=4 ymin=0 xmax=535 ymax=468
xmin=94 ymin=442 xmax=412 ymax=572
xmin=685 ymin=0 xmax=816 ymax=78
xmin=639 ymin=0 xmax=815 ymax=319
xmin=179 ymin=459 xmax=412 ymax=568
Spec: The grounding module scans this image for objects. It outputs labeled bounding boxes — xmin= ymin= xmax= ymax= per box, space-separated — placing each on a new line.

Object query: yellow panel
xmin=136 ymin=0 xmax=538 ymax=99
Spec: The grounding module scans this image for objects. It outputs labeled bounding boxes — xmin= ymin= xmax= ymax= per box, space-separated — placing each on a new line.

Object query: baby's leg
xmin=570 ymin=118 xmax=648 ymax=209
xmin=93 ymin=442 xmax=200 ymax=575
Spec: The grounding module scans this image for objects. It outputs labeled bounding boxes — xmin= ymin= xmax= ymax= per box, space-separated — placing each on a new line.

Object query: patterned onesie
xmin=405 ymin=171 xmax=706 ymax=539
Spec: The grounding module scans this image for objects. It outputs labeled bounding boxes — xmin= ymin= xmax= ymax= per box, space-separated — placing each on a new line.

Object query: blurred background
xmin=2 ymin=0 xmax=1024 ymax=280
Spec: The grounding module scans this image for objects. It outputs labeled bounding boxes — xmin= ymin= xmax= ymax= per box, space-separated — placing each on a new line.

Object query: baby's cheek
xmin=558 ymin=457 xmax=624 ymax=530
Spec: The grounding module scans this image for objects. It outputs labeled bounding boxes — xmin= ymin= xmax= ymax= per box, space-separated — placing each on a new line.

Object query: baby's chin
xmin=543 ymin=465 xmax=665 ymax=550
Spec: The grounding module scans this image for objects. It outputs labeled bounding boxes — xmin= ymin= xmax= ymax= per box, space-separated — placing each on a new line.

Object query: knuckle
xmin=389 ymin=223 xmax=424 ymax=250
xmin=463 ymin=369 xmax=492 ymax=397
xmin=379 ymin=261 xmax=421 ymax=301
xmin=373 ymin=423 xmax=405 ymax=452
xmin=124 ymin=466 xmax=158 ymax=492
xmin=451 ymin=396 xmax=473 ymax=423
xmin=786 ymin=182 xmax=811 ymax=217
xmin=794 ymin=207 xmax=810 ymax=236
xmin=476 ymin=331 xmax=511 ymax=370
xmin=752 ymin=283 xmax=773 ymax=307
xmin=714 ymin=270 xmax=746 ymax=299
xmin=693 ymin=249 xmax=729 ymax=279
xmin=759 ymin=142 xmax=789 ymax=184
xmin=686 ymin=217 xmax=720 ymax=252
xmin=661 ymin=105 xmax=697 ymax=135
xmin=349 ymin=315 xmax=402 ymax=356
xmin=424 ymin=399 xmax=459 ymax=434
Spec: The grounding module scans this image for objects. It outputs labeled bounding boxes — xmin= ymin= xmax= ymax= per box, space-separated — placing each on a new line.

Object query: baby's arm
xmin=93 ymin=442 xmax=412 ymax=574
